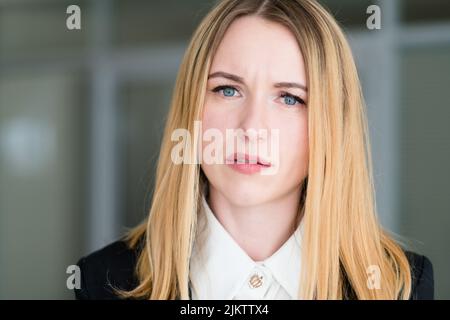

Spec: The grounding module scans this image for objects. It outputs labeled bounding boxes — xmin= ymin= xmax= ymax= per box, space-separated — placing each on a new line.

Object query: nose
xmin=238 ymin=94 xmax=268 ymax=144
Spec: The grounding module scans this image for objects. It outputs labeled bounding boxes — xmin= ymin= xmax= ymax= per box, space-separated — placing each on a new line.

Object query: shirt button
xmin=248 ymin=273 xmax=264 ymax=289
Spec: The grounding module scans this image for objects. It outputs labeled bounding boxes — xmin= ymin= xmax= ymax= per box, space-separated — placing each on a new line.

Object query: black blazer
xmin=74 ymin=239 xmax=434 ymax=300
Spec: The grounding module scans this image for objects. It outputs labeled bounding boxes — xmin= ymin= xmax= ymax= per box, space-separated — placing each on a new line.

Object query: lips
xmin=224 ymin=152 xmax=272 ymax=175
xmin=226 ymin=152 xmax=271 ymax=166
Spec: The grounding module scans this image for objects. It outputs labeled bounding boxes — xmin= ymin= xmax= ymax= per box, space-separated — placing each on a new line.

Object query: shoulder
xmin=74 ymin=238 xmax=141 ymax=300
xmin=341 ymin=249 xmax=433 ymax=300
xmin=404 ymin=250 xmax=434 ymax=300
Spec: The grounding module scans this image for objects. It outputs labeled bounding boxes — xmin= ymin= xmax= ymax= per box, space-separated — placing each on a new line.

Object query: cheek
xmin=200 ymin=102 xmax=232 ymax=166
xmin=201 ymin=103 xmax=215 ymax=129
xmin=279 ymin=115 xmax=309 ymax=176
xmin=202 ymin=102 xmax=232 ymax=133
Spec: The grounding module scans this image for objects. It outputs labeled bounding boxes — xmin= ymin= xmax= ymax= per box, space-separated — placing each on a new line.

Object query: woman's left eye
xmin=280 ymin=92 xmax=305 ymax=107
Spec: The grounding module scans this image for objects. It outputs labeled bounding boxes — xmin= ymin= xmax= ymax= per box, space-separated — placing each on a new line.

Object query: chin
xmin=218 ymin=177 xmax=279 ymax=207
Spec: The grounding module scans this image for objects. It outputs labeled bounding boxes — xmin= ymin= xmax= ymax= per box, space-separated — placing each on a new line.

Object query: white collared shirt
xmin=189 ymin=195 xmax=303 ymax=300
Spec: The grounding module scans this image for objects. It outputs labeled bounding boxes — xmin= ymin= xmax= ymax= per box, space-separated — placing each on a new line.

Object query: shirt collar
xmin=189 ymin=194 xmax=303 ymax=299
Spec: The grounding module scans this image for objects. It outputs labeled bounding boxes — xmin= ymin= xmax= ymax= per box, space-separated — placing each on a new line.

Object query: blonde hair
xmin=121 ymin=0 xmax=411 ymax=300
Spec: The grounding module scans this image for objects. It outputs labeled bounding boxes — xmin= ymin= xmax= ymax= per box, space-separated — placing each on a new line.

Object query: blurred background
xmin=0 ymin=0 xmax=449 ymax=299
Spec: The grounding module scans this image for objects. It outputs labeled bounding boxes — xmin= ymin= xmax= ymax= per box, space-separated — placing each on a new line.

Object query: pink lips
xmin=226 ymin=153 xmax=272 ymax=175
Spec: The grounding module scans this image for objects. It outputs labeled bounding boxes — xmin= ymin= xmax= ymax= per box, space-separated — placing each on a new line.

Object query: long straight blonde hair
xmin=122 ymin=0 xmax=411 ymax=300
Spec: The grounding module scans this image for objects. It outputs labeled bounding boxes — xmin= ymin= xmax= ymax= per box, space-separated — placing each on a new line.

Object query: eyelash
xmin=280 ymin=91 xmax=306 ymax=106
xmin=211 ymin=85 xmax=306 ymax=107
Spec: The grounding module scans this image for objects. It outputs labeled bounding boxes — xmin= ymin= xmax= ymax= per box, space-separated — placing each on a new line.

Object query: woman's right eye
xmin=212 ymin=85 xmax=239 ymax=97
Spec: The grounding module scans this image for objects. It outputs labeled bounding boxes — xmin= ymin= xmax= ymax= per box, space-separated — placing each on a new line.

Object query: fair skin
xmin=201 ymin=16 xmax=309 ymax=261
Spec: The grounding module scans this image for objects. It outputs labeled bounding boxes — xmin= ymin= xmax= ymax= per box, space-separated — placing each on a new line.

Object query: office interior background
xmin=0 ymin=0 xmax=449 ymax=299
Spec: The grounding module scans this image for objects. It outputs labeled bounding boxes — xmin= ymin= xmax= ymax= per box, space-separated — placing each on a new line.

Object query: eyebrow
xmin=208 ymin=71 xmax=308 ymax=92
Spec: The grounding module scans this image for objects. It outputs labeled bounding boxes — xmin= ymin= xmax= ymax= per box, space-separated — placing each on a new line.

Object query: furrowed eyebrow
xmin=274 ymin=82 xmax=308 ymax=92
xmin=208 ymin=71 xmax=308 ymax=92
xmin=207 ymin=71 xmax=245 ymax=84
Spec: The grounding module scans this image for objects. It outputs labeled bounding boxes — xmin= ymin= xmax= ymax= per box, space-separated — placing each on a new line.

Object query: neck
xmin=207 ymin=185 xmax=302 ymax=261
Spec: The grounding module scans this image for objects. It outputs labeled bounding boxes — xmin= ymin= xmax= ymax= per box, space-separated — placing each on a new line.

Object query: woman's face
xmin=201 ymin=15 xmax=309 ymax=206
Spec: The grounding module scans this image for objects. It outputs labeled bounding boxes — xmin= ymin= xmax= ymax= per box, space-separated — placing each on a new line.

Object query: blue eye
xmin=212 ymin=85 xmax=238 ymax=97
xmin=281 ymin=93 xmax=305 ymax=107
xmin=283 ymin=95 xmax=297 ymax=105
xmin=223 ymin=87 xmax=235 ymax=97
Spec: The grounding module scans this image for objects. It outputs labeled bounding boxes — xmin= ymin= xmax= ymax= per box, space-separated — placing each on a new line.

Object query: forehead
xmin=210 ymin=15 xmax=306 ymax=82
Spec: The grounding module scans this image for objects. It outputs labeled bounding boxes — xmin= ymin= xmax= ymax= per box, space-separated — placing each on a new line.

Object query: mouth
xmin=227 ymin=153 xmax=271 ymax=167
xmin=226 ymin=153 xmax=272 ymax=174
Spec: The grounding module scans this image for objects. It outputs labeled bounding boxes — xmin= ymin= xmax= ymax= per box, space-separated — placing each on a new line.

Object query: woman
xmin=75 ymin=0 xmax=434 ymax=300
